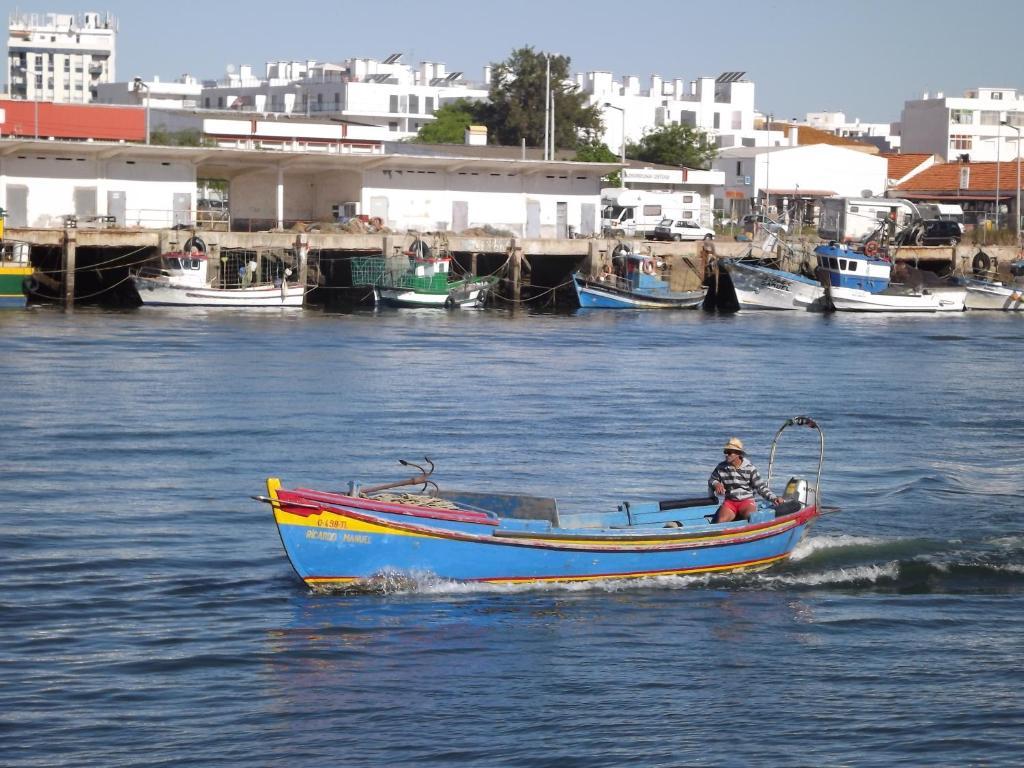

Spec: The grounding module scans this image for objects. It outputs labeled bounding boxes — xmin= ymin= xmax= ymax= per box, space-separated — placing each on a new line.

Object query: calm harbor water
xmin=2 ymin=305 xmax=1023 ymax=767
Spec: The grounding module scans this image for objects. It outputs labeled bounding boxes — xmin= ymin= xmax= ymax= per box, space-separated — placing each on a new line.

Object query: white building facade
xmin=0 ymin=143 xmax=195 ymax=228
xmin=803 ymin=111 xmax=900 ymax=152
xmin=197 ymin=56 xmax=489 ymax=141
xmin=581 ymin=71 xmax=764 ymax=156
xmin=95 ymin=75 xmax=202 ymax=110
xmin=900 ymin=87 xmax=1024 ymax=162
xmin=714 ymin=144 xmax=888 ymax=222
xmin=6 ymin=11 xmax=117 ymax=103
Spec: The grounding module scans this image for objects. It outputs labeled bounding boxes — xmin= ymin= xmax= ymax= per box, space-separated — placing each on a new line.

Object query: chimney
xmin=790 ymin=123 xmax=799 ymax=147
xmin=483 ymin=65 xmax=492 ymax=85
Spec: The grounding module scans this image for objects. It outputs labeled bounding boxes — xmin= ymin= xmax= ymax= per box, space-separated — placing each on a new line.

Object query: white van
xmin=817 ymin=197 xmax=918 ymax=242
xmin=601 ymin=188 xmax=705 ymax=238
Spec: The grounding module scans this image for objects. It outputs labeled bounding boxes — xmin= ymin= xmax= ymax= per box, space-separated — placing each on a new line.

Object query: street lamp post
xmin=603 ymin=102 xmax=626 ymax=186
xmin=543 ymin=56 xmax=551 ymax=160
xmin=133 ymin=77 xmax=150 ymax=145
xmin=1002 ymin=120 xmax=1022 ymax=244
xmin=996 ymin=124 xmax=1001 ymax=230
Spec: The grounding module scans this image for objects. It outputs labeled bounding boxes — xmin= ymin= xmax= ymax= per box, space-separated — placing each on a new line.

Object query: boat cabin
xmin=612 ymin=252 xmax=669 ymax=292
xmin=815 ymin=242 xmax=891 ymax=293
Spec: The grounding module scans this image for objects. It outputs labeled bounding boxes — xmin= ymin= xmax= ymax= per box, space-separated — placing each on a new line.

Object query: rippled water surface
xmin=2 ymin=306 xmax=1023 ymax=767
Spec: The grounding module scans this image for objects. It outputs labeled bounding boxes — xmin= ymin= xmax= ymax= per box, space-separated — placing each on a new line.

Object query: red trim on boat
xmin=281 ymin=487 xmax=500 ymax=526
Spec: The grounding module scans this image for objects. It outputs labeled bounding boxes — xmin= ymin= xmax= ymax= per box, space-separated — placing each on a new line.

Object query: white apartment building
xmin=6 ymin=11 xmax=117 ymax=103
xmin=581 ymin=70 xmax=764 ymax=156
xmin=197 ymin=55 xmax=489 ymax=140
xmin=804 ymin=111 xmax=900 ymax=153
xmin=901 ymin=87 xmax=1024 ymax=162
xmin=95 ymin=75 xmax=202 ymax=110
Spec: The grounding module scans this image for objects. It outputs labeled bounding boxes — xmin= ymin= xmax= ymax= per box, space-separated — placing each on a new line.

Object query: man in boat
xmin=708 ymin=438 xmax=782 ymax=523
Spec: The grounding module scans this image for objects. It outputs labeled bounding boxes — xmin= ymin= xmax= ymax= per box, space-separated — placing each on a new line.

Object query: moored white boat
xmin=829 ymin=285 xmax=966 ymax=312
xmin=964 ymin=280 xmax=1024 ymax=311
xmin=132 ymin=246 xmax=304 ymax=308
xmin=723 ymin=259 xmax=824 ymax=311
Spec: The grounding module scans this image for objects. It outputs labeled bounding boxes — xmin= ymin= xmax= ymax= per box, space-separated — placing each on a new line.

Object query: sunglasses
xmin=724 ymin=450 xmax=742 ymax=456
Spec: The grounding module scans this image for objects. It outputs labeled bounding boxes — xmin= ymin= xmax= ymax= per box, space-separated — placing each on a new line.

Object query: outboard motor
xmin=784 ymin=477 xmax=808 ymax=506
xmin=1010 ymin=260 xmax=1024 ymax=278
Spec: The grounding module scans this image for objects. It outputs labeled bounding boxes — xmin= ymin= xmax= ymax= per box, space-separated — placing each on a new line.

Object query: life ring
xmin=444 ymin=295 xmax=456 ymax=310
xmin=972 ymin=251 xmax=992 ymax=275
xmin=183 ymin=236 xmax=207 ymax=256
xmin=863 ymin=240 xmax=880 ymax=256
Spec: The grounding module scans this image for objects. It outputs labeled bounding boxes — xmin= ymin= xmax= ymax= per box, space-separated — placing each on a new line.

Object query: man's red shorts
xmin=720 ymin=498 xmax=756 ymax=517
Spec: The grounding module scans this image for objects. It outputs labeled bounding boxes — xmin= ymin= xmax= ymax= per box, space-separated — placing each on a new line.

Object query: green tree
xmin=413 ymin=98 xmax=483 ymax=144
xmin=149 ymin=128 xmax=210 ymax=147
xmin=574 ymin=138 xmax=621 ymax=186
xmin=481 ymin=47 xmax=602 ymax=150
xmin=627 ymin=124 xmax=717 ymax=169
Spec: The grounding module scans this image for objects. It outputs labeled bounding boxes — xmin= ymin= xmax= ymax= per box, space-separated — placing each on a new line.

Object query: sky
xmin=24 ymin=0 xmax=1024 ymax=123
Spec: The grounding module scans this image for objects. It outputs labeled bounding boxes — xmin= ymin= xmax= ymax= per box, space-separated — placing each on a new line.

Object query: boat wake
xmin=302 ymin=534 xmax=1024 ymax=597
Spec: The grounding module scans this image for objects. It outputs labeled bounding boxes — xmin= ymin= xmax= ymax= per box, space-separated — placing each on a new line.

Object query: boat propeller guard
xmin=766 ymin=416 xmax=825 ymax=511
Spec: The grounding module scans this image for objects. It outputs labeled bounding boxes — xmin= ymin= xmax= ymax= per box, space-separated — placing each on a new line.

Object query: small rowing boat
xmin=258 ymin=417 xmax=828 ymax=591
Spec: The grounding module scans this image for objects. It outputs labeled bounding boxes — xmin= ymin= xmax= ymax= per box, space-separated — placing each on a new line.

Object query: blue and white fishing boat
xmin=818 ymin=242 xmax=965 ymax=312
xmin=258 ymin=417 xmax=828 ymax=591
xmin=572 ymin=250 xmax=706 ymax=309
xmin=727 ymin=243 xmax=964 ymax=312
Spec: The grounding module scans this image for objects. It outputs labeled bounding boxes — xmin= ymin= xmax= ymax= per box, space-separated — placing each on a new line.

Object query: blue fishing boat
xmin=259 ymin=417 xmax=827 ymax=591
xmin=572 ymin=249 xmax=706 ymax=309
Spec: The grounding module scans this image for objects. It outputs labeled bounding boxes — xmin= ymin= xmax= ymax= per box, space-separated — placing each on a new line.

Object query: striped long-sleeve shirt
xmin=708 ymin=458 xmax=778 ymax=502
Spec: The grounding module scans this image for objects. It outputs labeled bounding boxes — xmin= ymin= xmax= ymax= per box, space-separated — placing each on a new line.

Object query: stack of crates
xmin=350 ymin=256 xmax=387 ymax=286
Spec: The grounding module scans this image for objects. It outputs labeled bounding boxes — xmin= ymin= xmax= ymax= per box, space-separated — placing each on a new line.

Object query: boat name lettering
xmin=319 ymin=517 xmax=350 ymax=529
xmin=306 ymin=530 xmax=338 ymax=542
xmin=342 ymin=533 xmax=371 ymax=545
xmin=761 ymin=277 xmax=790 ymax=292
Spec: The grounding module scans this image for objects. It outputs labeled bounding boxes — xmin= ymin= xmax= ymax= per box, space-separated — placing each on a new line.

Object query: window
xmin=408 ymin=94 xmax=419 ymax=113
xmin=950 ymin=134 xmax=972 ymax=150
xmin=713 ymin=113 xmax=721 ymax=129
xmin=642 ymin=205 xmax=662 ymax=217
xmin=1007 ymin=113 xmax=1024 ymax=128
xmin=425 ymin=96 xmax=434 ymax=114
xmin=682 ymin=195 xmax=694 ymax=203
xmin=993 ymin=92 xmax=1003 ymax=100
xmin=736 ymin=161 xmax=742 ymax=175
xmin=980 ymin=111 xmax=1001 ymax=126
xmin=389 ymin=95 xmax=399 ymax=113
xmin=389 ymin=122 xmax=398 ymax=131
xmin=848 ymin=261 xmax=858 ymax=272
xmin=951 ymin=109 xmax=973 ymax=125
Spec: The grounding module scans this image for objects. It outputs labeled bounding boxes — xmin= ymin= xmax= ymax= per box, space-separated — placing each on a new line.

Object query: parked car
xmin=894 ymin=219 xmax=964 ymax=246
xmin=650 ymin=218 xmax=714 ymax=241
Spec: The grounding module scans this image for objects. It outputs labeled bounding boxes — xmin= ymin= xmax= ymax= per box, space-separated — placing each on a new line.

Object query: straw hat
xmin=723 ymin=437 xmax=745 ymax=455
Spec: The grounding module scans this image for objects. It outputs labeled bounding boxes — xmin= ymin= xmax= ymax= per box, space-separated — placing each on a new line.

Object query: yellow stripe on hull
xmin=301 ymin=552 xmax=789 ymax=588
